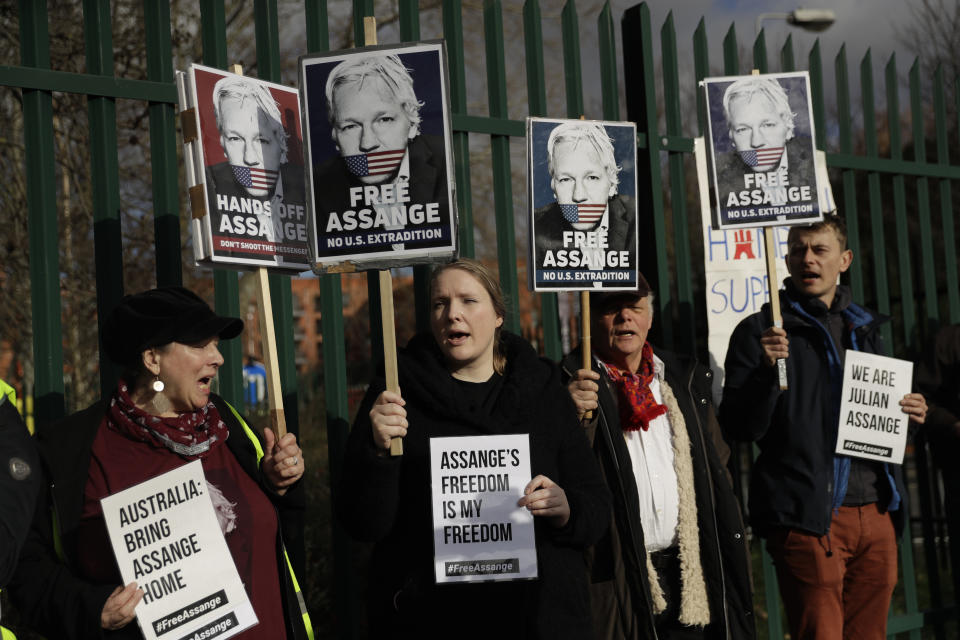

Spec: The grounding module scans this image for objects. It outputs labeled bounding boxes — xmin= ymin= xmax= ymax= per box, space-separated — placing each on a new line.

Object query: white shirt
xmin=618 ymin=353 xmax=680 ymax=551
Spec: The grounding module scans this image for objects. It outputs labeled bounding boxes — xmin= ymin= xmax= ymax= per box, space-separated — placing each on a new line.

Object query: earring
xmin=152 ymin=376 xmax=165 ymax=393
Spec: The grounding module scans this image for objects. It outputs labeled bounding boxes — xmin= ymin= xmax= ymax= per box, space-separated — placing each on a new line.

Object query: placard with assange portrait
xmin=178 ymin=64 xmax=310 ymax=271
xmin=527 ymin=117 xmax=639 ymax=292
xmin=299 ymin=41 xmax=458 ymax=273
xmin=703 ymin=71 xmax=824 ymax=230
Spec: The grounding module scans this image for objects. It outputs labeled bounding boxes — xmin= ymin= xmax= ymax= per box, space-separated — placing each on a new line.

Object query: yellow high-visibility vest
xmin=0 ymin=379 xmax=15 ymax=407
xmin=1 ymin=380 xmax=19 ymax=637
xmin=41 ymin=401 xmax=314 ymax=640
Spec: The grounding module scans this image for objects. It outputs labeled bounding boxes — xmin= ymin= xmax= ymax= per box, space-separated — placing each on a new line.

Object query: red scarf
xmin=106 ymin=379 xmax=229 ymax=459
xmin=601 ymin=341 xmax=668 ymax=431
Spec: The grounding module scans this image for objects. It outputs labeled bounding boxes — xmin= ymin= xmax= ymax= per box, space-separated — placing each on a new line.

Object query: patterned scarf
xmin=107 ymin=379 xmax=229 ymax=459
xmin=601 ymin=341 xmax=668 ymax=431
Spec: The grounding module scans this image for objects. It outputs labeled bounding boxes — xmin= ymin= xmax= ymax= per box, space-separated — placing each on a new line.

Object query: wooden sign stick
xmin=231 ymin=62 xmax=288 ymax=438
xmin=763 ymin=228 xmax=788 ymax=390
xmin=573 ymin=115 xmax=596 ymax=418
xmin=256 ymin=267 xmax=288 ymax=437
xmin=580 ymin=291 xmax=593 ymax=419
xmin=359 ymin=17 xmax=403 ymax=456
xmin=750 ymin=70 xmax=788 ymax=390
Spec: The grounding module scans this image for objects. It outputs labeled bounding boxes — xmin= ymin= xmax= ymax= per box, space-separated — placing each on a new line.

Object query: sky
xmin=623 ymin=0 xmax=915 ymax=70
xmin=591 ymin=0 xmax=928 ymax=147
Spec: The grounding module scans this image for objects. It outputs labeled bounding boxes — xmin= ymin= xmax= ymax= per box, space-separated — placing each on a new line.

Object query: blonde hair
xmin=430 ymin=259 xmax=507 ymax=374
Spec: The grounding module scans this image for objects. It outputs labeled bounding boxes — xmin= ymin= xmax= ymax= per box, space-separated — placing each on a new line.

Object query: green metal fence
xmin=2 ymin=1 xmax=958 ymax=638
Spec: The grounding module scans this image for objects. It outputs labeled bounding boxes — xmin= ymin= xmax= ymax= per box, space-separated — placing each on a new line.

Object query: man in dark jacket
xmin=721 ymin=215 xmax=927 ymax=639
xmin=564 ymin=275 xmax=754 ymax=640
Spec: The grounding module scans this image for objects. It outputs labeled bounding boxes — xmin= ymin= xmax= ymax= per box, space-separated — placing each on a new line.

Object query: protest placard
xmin=527 ymin=117 xmax=639 ymax=292
xmin=699 ymin=221 xmax=789 ymax=401
xmin=299 ymin=41 xmax=458 ymax=272
xmin=835 ymin=351 xmax=912 ymax=464
xmin=702 ymin=71 xmax=824 ymax=230
xmin=430 ymin=434 xmax=537 ymax=584
xmin=177 ymin=64 xmax=309 ymax=271
xmin=100 ymin=460 xmax=256 ymax=640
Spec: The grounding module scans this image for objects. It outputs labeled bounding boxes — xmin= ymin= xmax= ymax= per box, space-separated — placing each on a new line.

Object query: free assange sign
xmin=430 ymin=434 xmax=537 ymax=584
xmin=101 ymin=460 xmax=256 ymax=640
xmin=834 ymin=351 xmax=912 ymax=464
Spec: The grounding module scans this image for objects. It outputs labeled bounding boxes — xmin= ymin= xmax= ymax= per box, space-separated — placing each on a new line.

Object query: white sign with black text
xmin=835 ymin=351 xmax=912 ymax=464
xmin=430 ymin=434 xmax=538 ymax=584
xmin=100 ymin=460 xmax=257 ymax=640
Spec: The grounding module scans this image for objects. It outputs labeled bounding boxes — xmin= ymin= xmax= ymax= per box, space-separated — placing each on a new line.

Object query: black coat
xmin=338 ymin=331 xmax=610 ymax=639
xmin=0 ymin=396 xmax=41 ymax=587
xmin=561 ymin=347 xmax=755 ymax=640
xmin=916 ymin=324 xmax=960 ymax=466
xmin=721 ymin=285 xmax=907 ymax=538
xmin=8 ymin=395 xmax=309 ymax=640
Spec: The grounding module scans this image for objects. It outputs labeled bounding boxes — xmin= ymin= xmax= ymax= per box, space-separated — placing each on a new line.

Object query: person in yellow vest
xmin=1 ymin=379 xmax=41 ymax=639
xmin=7 ymin=287 xmax=313 ymax=639
xmin=0 ymin=379 xmax=40 ymax=586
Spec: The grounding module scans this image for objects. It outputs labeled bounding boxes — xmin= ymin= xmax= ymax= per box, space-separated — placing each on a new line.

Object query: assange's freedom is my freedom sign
xmin=430 ymin=434 xmax=537 ymax=584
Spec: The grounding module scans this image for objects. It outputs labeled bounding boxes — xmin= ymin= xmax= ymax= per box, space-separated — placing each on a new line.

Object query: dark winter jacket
xmin=338 ymin=331 xmax=610 ymax=639
xmin=915 ymin=324 xmax=960 ymax=475
xmin=0 ymin=395 xmax=41 ymax=588
xmin=561 ymin=346 xmax=755 ymax=640
xmin=8 ymin=395 xmax=310 ymax=640
xmin=721 ymin=283 xmax=907 ymax=538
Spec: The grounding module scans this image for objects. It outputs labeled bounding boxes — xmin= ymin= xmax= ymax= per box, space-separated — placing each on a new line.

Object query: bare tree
xmin=896 ymin=0 xmax=960 ymax=125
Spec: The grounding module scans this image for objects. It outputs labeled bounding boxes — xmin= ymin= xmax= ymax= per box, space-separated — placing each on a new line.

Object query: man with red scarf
xmin=563 ymin=276 xmax=755 ymax=640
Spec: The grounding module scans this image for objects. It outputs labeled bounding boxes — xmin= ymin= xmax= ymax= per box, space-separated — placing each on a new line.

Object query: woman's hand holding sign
xmin=370 ymin=390 xmax=408 ymax=452
xmin=262 ymin=428 xmax=304 ymax=494
xmin=101 ymin=582 xmax=142 ymax=630
xmin=519 ymin=475 xmax=570 ymax=528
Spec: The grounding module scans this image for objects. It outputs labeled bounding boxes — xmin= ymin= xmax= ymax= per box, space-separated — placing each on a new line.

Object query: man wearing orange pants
xmin=721 ymin=215 xmax=927 ymax=639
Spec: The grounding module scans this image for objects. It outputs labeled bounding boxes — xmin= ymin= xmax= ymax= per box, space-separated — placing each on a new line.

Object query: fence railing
xmin=2 ymin=1 xmax=957 ymax=638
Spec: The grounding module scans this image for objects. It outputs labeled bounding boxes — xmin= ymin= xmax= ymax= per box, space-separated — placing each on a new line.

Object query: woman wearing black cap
xmin=8 ymin=287 xmax=312 ymax=640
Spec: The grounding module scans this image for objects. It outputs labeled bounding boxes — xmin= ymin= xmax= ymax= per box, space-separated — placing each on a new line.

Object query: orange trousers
xmin=765 ymin=504 xmax=898 ymax=640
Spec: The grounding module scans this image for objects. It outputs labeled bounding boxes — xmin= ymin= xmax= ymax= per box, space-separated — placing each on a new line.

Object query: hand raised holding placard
xmin=760 ymin=326 xmax=789 ymax=367
xmin=262 ymin=428 xmax=305 ymax=493
xmin=370 ymin=390 xmax=408 ymax=451
xmin=567 ymin=369 xmax=600 ymax=419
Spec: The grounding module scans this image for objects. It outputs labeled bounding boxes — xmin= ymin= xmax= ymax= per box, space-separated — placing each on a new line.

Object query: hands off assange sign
xmin=101 ymin=460 xmax=256 ymax=640
xmin=834 ymin=351 xmax=912 ymax=464
xmin=430 ymin=434 xmax=537 ymax=584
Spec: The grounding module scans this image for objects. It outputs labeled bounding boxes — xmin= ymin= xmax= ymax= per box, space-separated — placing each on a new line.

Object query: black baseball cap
xmin=102 ymin=286 xmax=243 ymax=367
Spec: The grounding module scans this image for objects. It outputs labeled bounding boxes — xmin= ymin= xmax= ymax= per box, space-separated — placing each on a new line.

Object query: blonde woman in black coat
xmin=339 ymin=259 xmax=610 ymax=639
